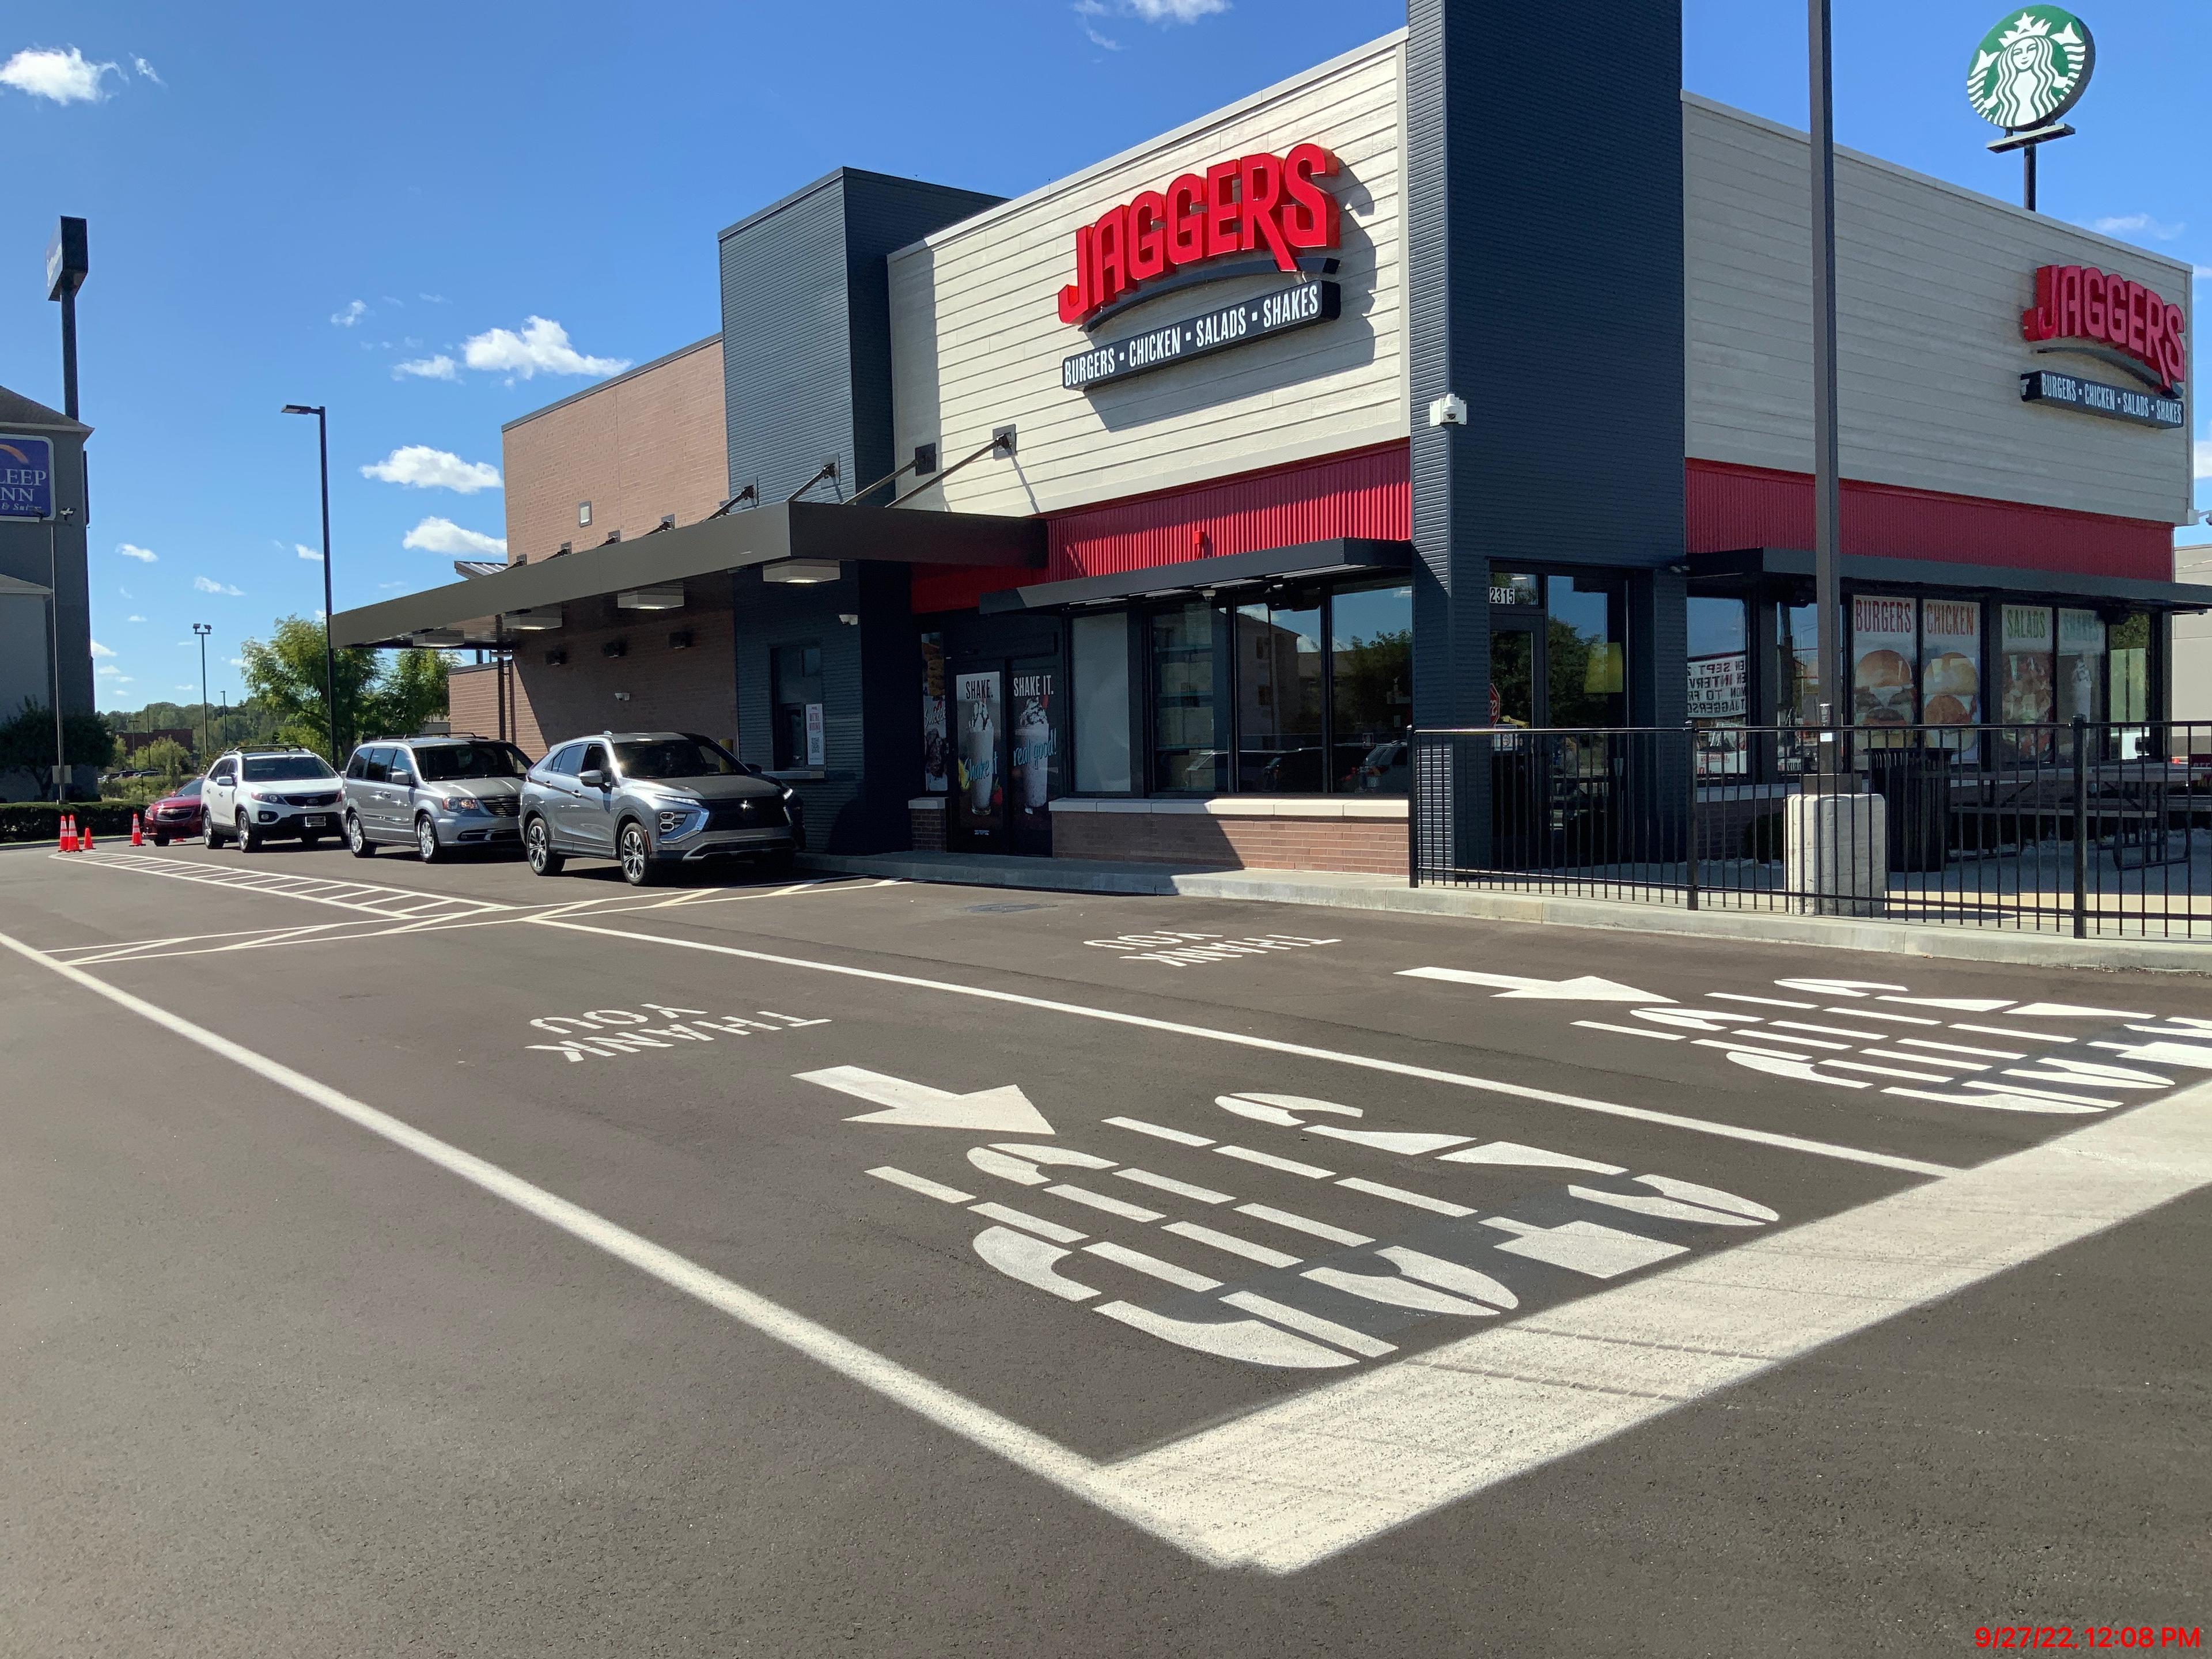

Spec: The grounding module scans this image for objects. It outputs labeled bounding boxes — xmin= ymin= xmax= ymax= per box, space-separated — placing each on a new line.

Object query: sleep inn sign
xmin=0 ymin=434 xmax=54 ymax=520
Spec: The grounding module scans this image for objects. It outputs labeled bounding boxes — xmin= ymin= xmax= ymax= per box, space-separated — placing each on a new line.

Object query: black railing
xmin=1409 ymin=720 xmax=2212 ymax=940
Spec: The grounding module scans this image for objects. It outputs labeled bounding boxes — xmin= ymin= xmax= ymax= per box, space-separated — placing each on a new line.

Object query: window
xmin=773 ymin=642 xmax=824 ymax=770
xmin=613 ymin=736 xmax=743 ymax=778
xmin=344 ymin=749 xmax=370 ymax=781
xmin=1235 ymin=599 xmax=1324 ymax=791
xmin=1851 ymin=595 xmax=1917 ymax=732
xmin=1999 ymin=604 xmax=2055 ymax=759
xmin=1546 ymin=576 xmax=1627 ymax=729
xmin=1776 ymin=602 xmax=1820 ymax=726
xmin=577 ymin=743 xmax=609 ymax=779
xmin=387 ymin=750 xmax=418 ymax=785
xmin=919 ymin=631 xmax=948 ymax=793
xmin=2110 ymin=611 xmax=2151 ymax=757
xmin=1331 ymin=581 xmax=1412 ymax=792
xmin=241 ymin=754 xmax=337 ymax=782
xmin=355 ymin=747 xmax=390 ymax=784
xmin=1071 ymin=612 xmax=1132 ymax=793
xmin=416 ymin=742 xmax=529 ymax=781
xmin=1150 ymin=601 xmax=1225 ymax=793
xmin=1919 ymin=599 xmax=1983 ymax=760
xmin=2055 ymin=609 xmax=2106 ymax=758
xmin=577 ymin=501 xmax=593 ymax=528
xmin=1686 ymin=596 xmax=1747 ymax=776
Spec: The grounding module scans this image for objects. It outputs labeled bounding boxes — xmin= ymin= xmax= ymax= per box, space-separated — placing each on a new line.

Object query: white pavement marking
xmin=12 ymin=926 xmax=2212 ymax=1575
xmin=798 ymin=1066 xmax=1056 ymax=1136
xmin=1398 ymin=967 xmax=1671 ymax=1002
xmin=534 ymin=918 xmax=1955 ymax=1177
xmin=64 ymin=851 xmax=509 ymax=921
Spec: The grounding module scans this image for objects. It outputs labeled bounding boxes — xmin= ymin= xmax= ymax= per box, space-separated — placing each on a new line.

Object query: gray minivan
xmin=342 ymin=734 xmax=533 ymax=862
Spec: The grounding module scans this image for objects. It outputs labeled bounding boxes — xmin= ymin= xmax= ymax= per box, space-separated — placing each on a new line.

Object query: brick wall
xmin=908 ymin=801 xmax=945 ymax=851
xmin=448 ymin=660 xmax=547 ymax=755
xmin=510 ymin=594 xmax=740 ymax=756
xmin=502 ymin=338 xmax=727 ymax=567
xmin=1052 ymin=808 xmax=1407 ymax=877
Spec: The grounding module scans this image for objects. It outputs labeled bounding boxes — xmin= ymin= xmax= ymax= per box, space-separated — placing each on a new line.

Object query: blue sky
xmin=3 ymin=0 xmax=2204 ymax=711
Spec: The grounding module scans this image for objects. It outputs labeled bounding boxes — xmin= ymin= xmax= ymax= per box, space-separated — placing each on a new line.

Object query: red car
xmin=142 ymin=777 xmax=207 ymax=844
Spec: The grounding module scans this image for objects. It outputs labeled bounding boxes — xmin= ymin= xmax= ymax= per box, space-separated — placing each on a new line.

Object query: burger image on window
xmin=1854 ymin=648 xmax=1915 ymax=726
xmin=1921 ymin=651 xmax=1980 ymax=726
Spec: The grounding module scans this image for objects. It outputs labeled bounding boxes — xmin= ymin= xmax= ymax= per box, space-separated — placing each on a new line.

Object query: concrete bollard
xmin=1786 ymin=791 xmax=1888 ymax=917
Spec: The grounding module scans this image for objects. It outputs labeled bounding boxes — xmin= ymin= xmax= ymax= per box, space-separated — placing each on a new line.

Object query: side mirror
xmin=578 ymin=768 xmax=608 ymax=790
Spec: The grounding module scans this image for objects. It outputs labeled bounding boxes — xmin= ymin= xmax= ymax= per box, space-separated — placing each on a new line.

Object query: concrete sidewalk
xmin=798 ymin=849 xmax=2212 ymax=975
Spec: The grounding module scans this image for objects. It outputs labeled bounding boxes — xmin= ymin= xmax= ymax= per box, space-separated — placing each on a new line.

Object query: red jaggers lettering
xmin=2021 ymin=263 xmax=2187 ymax=391
xmin=1058 ymin=143 xmax=1340 ymax=325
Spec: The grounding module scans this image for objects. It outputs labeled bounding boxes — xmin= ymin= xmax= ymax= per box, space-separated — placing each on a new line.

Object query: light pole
xmin=47 ymin=507 xmax=73 ymax=800
xmin=1808 ymin=0 xmax=1842 ymax=772
xmin=193 ymin=623 xmax=213 ymax=762
xmin=282 ymin=403 xmax=339 ymax=761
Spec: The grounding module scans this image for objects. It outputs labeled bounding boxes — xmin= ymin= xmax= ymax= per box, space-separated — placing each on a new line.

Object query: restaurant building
xmin=338 ymin=3 xmax=2197 ymax=873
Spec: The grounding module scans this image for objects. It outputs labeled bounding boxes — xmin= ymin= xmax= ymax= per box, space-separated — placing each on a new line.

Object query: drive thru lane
xmin=5 ymin=842 xmax=2209 ymax=1650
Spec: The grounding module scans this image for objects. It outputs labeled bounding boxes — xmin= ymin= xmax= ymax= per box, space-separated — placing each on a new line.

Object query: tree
xmin=137 ymin=737 xmax=192 ymax=786
xmin=0 ymin=699 xmax=117 ymax=791
xmin=238 ymin=617 xmax=447 ymax=760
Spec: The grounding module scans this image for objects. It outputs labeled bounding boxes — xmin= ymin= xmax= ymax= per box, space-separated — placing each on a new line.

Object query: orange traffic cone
xmin=130 ymin=812 xmax=143 ymax=847
xmin=81 ymin=819 xmax=96 ymax=852
xmin=56 ymin=812 xmax=71 ymax=852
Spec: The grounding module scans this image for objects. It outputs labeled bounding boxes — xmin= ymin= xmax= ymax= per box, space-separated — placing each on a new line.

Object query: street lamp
xmin=1808 ymin=0 xmax=1842 ymax=771
xmin=192 ymin=623 xmax=213 ymax=762
xmin=281 ymin=403 xmax=340 ymax=761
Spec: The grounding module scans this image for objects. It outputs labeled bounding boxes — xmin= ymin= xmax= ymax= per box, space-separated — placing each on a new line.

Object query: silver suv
xmin=520 ymin=730 xmax=800 ymax=887
xmin=342 ymin=734 xmax=533 ymax=863
xmin=202 ymin=747 xmax=346 ymax=851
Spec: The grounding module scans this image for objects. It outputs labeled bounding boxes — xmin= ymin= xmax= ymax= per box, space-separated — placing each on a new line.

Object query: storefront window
xmin=1151 ymin=601 xmax=1226 ymax=793
xmin=1235 ymin=600 xmax=1324 ymax=791
xmin=1999 ymin=604 xmax=2055 ymax=760
xmin=919 ymin=631 xmax=948 ymax=792
xmin=1919 ymin=599 xmax=1982 ymax=761
xmin=2055 ymin=608 xmax=2105 ymax=760
xmin=1777 ymin=602 xmax=1821 ymax=727
xmin=1851 ymin=595 xmax=1917 ymax=737
xmin=771 ymin=642 xmax=824 ymax=770
xmin=1686 ymin=596 xmax=1747 ymax=777
xmin=1071 ymin=612 xmax=1132 ymax=793
xmin=1330 ymin=581 xmax=1412 ymax=793
xmin=2110 ymin=611 xmax=2151 ymax=757
xmin=1546 ymin=577 xmax=1626 ymax=729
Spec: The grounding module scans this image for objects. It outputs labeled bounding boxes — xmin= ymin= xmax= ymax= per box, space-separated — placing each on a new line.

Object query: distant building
xmin=2172 ymin=544 xmax=2212 ymax=738
xmin=0 ymin=382 xmax=92 ymax=798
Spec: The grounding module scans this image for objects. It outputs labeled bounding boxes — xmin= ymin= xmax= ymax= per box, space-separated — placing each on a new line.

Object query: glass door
xmin=949 ymin=667 xmax=1005 ymax=851
xmin=1007 ymin=655 xmax=1064 ymax=857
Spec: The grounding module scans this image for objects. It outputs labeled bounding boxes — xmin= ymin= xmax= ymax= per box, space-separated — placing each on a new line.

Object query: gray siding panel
xmin=720 ymin=179 xmax=857 ymax=506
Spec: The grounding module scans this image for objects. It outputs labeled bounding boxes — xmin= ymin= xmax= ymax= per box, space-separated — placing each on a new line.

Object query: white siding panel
xmin=890 ymin=35 xmax=1408 ymax=518
xmin=1685 ymin=95 xmax=2192 ymax=524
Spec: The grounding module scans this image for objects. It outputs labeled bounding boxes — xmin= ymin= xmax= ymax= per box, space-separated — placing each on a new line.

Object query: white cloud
xmin=461 ymin=316 xmax=629 ymax=380
xmin=1086 ymin=26 xmax=1122 ymax=48
xmin=0 ymin=46 xmax=118 ymax=104
xmin=228 ymin=657 xmax=244 ymax=669
xmin=2090 ymin=213 xmax=2184 ymax=242
xmin=175 ymin=684 xmax=193 ymax=692
xmin=194 ymin=575 xmax=244 ymax=596
xmin=132 ymin=56 xmax=160 ymax=84
xmin=1120 ymin=0 xmax=1228 ymax=21
xmin=361 ymin=444 xmax=501 ymax=493
xmin=116 ymin=541 xmax=157 ymax=563
xmin=419 ymin=292 xmax=448 ymax=304
xmin=296 ymin=544 xmax=323 ymax=561
xmin=402 ymin=516 xmax=508 ymax=557
xmin=127 ymin=613 xmax=145 ymax=623
xmin=90 ymin=638 xmax=115 ymax=658
xmin=2196 ymin=438 xmax=2211 ymax=482
xmin=331 ymin=298 xmax=367 ymax=328
xmin=393 ymin=354 xmax=458 ymax=381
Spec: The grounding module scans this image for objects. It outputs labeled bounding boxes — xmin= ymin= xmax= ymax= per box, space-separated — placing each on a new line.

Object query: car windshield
xmin=416 ymin=743 xmax=529 ymax=782
xmin=613 ymin=737 xmax=743 ymax=779
xmin=241 ymin=755 xmax=338 ymax=782
xmin=178 ymin=778 xmax=204 ymax=798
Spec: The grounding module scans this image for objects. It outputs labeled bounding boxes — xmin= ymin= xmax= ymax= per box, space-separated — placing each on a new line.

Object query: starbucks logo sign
xmin=1967 ymin=7 xmax=2095 ymax=130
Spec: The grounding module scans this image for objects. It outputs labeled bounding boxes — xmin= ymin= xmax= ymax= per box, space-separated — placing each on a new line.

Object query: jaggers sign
xmin=1056 ymin=144 xmax=1341 ymax=328
xmin=2020 ymin=264 xmax=2187 ymax=393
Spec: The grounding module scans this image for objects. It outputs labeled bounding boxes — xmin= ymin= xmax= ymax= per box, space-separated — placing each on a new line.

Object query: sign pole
xmin=48 ymin=517 xmax=66 ymax=800
xmin=1809 ymin=0 xmax=1842 ymax=776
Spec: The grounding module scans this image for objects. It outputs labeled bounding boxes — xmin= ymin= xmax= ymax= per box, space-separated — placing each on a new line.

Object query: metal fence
xmin=1408 ymin=720 xmax=2212 ymax=940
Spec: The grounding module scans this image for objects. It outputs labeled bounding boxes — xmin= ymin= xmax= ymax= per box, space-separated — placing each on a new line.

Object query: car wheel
xmin=151 ymin=833 xmax=169 ymax=847
xmin=618 ymin=821 xmax=658 ymax=887
xmin=524 ymin=816 xmax=565 ymax=876
xmin=204 ymin=817 xmax=225 ymax=848
xmin=347 ymin=813 xmax=376 ymax=858
xmin=236 ymin=812 xmax=261 ymax=854
xmin=415 ymin=814 xmax=444 ymax=864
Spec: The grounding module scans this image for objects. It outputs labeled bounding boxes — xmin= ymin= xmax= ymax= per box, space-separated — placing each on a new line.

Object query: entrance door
xmin=949 ymin=654 xmax=1065 ymax=857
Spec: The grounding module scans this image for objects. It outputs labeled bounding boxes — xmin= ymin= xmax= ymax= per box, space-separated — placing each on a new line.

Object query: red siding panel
xmin=1045 ymin=443 xmax=1412 ymax=581
xmin=1687 ymin=459 xmax=2173 ymax=581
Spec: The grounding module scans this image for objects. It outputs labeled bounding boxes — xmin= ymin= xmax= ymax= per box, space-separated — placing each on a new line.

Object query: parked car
xmin=342 ymin=733 xmax=533 ymax=862
xmin=201 ymin=747 xmax=346 ymax=851
xmin=520 ymin=730 xmax=800 ymax=887
xmin=142 ymin=776 xmax=206 ymax=844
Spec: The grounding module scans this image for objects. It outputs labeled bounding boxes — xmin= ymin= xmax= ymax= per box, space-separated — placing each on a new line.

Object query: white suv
xmin=202 ymin=747 xmax=346 ymax=851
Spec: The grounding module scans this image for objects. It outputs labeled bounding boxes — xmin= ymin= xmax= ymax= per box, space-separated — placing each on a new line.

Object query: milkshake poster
xmin=953 ymin=671 xmax=1003 ymax=832
xmin=1009 ymin=670 xmax=1059 ymax=826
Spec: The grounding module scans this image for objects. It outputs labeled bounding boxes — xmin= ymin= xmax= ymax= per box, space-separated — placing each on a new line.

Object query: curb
xmin=798 ymin=852 xmax=2212 ymax=976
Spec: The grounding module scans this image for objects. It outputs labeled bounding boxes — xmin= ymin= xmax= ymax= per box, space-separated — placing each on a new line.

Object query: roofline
xmin=499 ymin=334 xmax=722 ymax=435
xmin=715 ymin=165 xmax=1001 ymax=244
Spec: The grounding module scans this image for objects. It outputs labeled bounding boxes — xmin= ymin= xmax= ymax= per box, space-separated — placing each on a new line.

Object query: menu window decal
xmin=1851 ymin=596 xmax=1919 ymax=729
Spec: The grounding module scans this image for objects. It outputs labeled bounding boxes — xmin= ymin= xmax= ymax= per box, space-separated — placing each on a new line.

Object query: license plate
xmin=303 ymin=815 xmax=329 ymax=828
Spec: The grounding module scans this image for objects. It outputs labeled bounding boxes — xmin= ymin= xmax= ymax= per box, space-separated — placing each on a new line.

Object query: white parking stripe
xmin=12 ymin=926 xmax=2210 ymax=1577
xmin=532 ymin=917 xmax=1957 ymax=1177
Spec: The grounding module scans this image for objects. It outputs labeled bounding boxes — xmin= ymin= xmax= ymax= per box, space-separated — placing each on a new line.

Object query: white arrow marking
xmin=1397 ymin=967 xmax=1672 ymax=1002
xmin=796 ymin=1065 xmax=1055 ymax=1136
xmin=2008 ymin=1001 xmax=2153 ymax=1020
xmin=1874 ymin=996 xmax=2016 ymax=1012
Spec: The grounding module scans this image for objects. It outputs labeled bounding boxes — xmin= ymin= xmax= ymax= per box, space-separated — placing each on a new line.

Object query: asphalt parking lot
xmin=3 ymin=836 xmax=2207 ymax=1656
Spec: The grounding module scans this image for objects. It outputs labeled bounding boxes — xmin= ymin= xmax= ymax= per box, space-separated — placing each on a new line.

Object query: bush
xmin=0 ymin=801 xmax=147 ymax=843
